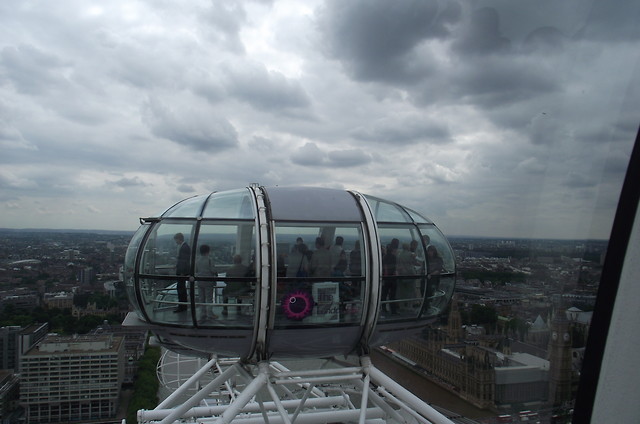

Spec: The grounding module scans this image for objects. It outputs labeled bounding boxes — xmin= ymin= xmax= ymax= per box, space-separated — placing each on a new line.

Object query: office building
xmin=0 ymin=323 xmax=48 ymax=372
xmin=20 ymin=333 xmax=124 ymax=423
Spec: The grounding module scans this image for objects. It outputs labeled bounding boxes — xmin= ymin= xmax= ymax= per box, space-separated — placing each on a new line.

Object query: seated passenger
xmin=223 ymin=254 xmax=250 ymax=315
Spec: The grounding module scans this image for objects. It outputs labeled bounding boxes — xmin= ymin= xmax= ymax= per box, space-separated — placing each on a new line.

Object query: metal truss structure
xmin=132 ymin=354 xmax=457 ymax=424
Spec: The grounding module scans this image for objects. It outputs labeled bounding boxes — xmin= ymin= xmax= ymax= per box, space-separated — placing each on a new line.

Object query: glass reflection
xmin=124 ymin=224 xmax=149 ymax=316
xmin=378 ymin=225 xmax=426 ymax=321
xmin=135 ymin=220 xmax=256 ymax=328
xmin=274 ymin=223 xmax=365 ymax=327
xmin=163 ymin=195 xmax=208 ymax=218
xmin=202 ymin=189 xmax=254 ymax=219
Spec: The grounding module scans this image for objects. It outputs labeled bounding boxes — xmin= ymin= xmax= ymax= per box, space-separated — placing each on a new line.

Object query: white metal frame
xmin=131 ymin=355 xmax=456 ymax=424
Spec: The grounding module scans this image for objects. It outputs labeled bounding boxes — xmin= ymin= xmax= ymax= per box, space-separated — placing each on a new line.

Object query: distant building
xmin=78 ymin=267 xmax=95 ymax=286
xmin=494 ymin=352 xmax=549 ymax=405
xmin=392 ymin=330 xmax=497 ymax=410
xmin=548 ymin=308 xmax=575 ymax=407
xmin=43 ymin=292 xmax=74 ymax=310
xmin=71 ymin=302 xmax=117 ymax=319
xmin=389 ymin=297 xmax=555 ymax=412
xmin=91 ymin=321 xmax=148 ymax=385
xmin=0 ymin=294 xmax=39 ymax=311
xmin=526 ymin=315 xmax=550 ymax=349
xmin=19 ymin=333 xmax=124 ymax=424
xmin=0 ymin=371 xmax=20 ymax=424
xmin=0 ymin=323 xmax=48 ymax=371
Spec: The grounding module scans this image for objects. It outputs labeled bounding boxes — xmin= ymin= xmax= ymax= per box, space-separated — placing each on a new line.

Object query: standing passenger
xmin=310 ymin=237 xmax=332 ymax=278
xmin=349 ymin=240 xmax=362 ymax=276
xmin=330 ymin=236 xmax=344 ymax=269
xmin=173 ymin=232 xmax=190 ymax=313
xmin=195 ymin=244 xmax=218 ymax=319
xmin=381 ymin=244 xmax=398 ymax=315
xmin=223 ymin=254 xmax=249 ymax=315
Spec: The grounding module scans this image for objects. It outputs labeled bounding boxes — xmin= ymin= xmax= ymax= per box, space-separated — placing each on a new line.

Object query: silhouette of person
xmin=287 ymin=238 xmax=309 ymax=278
xmin=173 ymin=232 xmax=190 ymax=312
xmin=330 ymin=236 xmax=344 ymax=270
xmin=333 ymin=250 xmax=348 ymax=277
xmin=349 ymin=240 xmax=362 ymax=276
xmin=223 ymin=254 xmax=249 ymax=315
xmin=310 ymin=237 xmax=331 ymax=278
xmin=427 ymin=245 xmax=444 ymax=295
xmin=195 ymin=244 xmax=218 ymax=319
xmin=382 ymin=243 xmax=398 ymax=314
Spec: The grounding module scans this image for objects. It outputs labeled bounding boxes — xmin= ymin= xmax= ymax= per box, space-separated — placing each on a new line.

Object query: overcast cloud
xmin=0 ymin=0 xmax=638 ymax=240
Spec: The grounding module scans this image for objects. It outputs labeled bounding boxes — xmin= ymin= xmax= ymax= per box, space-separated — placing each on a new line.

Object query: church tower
xmin=548 ymin=306 xmax=574 ymax=406
xmin=447 ymin=295 xmax=463 ymax=343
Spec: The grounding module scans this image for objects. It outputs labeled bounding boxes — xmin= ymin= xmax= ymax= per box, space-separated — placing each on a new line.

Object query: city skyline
xmin=1 ymin=1 xmax=638 ymax=240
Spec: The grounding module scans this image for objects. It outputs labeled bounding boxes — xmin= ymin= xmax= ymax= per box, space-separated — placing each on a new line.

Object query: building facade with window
xmin=19 ymin=334 xmax=124 ymax=424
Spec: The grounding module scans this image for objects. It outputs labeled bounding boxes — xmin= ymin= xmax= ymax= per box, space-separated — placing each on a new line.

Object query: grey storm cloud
xmin=564 ymin=172 xmax=597 ymax=189
xmin=290 ymin=142 xmax=326 ymax=167
xmin=350 ymin=117 xmax=450 ymax=145
xmin=290 ymin=143 xmax=372 ymax=168
xmin=1 ymin=44 xmax=70 ymax=94
xmin=177 ymin=184 xmax=196 ymax=193
xmin=197 ymin=1 xmax=248 ymax=53
xmin=112 ymin=176 xmax=147 ymax=188
xmin=327 ymin=149 xmax=372 ymax=167
xmin=451 ymin=7 xmax=510 ymax=56
xmin=452 ymin=55 xmax=559 ymax=109
xmin=521 ymin=27 xmax=568 ymax=53
xmin=220 ymin=63 xmax=312 ymax=113
xmin=0 ymin=0 xmax=636 ymax=239
xmin=317 ymin=0 xmax=461 ymax=83
xmin=142 ymin=97 xmax=238 ymax=152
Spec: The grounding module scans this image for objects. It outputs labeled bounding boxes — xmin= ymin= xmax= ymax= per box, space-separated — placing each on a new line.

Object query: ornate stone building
xmin=548 ymin=308 xmax=574 ymax=407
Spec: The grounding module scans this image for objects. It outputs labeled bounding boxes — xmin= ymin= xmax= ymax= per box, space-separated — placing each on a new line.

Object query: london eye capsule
xmin=123 ymin=186 xmax=456 ymax=360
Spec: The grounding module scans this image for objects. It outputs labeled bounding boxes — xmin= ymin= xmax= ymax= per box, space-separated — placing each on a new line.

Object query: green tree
xmin=466 ymin=304 xmax=498 ymax=333
xmin=127 ymin=346 xmax=161 ymax=424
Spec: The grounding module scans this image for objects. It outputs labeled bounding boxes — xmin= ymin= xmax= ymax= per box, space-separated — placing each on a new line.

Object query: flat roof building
xmin=0 ymin=323 xmax=48 ymax=372
xmin=19 ymin=333 xmax=124 ymax=424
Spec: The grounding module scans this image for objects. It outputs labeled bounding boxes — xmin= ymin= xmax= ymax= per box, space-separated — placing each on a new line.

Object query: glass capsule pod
xmin=123 ymin=186 xmax=456 ymax=360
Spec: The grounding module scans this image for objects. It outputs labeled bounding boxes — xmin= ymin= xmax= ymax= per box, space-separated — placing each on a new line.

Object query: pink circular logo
xmin=281 ymin=290 xmax=314 ymax=320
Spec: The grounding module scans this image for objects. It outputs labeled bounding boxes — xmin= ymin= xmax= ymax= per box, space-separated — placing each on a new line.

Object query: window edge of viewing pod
xmin=403 ymin=207 xmax=433 ymax=224
xmin=194 ymin=321 xmax=256 ymax=330
xmin=146 ymin=315 xmax=255 ymax=330
xmin=161 ymin=194 xmax=208 ymax=218
xmin=365 ymin=199 xmax=414 ymax=223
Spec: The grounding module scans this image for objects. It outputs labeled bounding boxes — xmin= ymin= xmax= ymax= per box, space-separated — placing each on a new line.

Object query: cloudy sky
xmin=1 ymin=0 xmax=638 ymax=239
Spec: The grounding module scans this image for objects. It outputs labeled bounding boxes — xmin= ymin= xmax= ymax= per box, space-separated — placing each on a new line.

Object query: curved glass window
xmin=365 ymin=195 xmax=413 ymax=223
xmin=162 ymin=196 xmax=208 ymax=218
xmin=273 ymin=223 xmax=365 ymax=327
xmin=377 ymin=225 xmax=426 ymax=321
xmin=135 ymin=220 xmax=256 ymax=328
xmin=419 ymin=224 xmax=455 ymax=272
xmin=136 ymin=222 xmax=196 ymax=325
xmin=193 ymin=222 xmax=256 ymax=327
xmin=418 ymin=224 xmax=456 ymax=318
xmin=124 ymin=223 xmax=149 ymax=315
xmin=201 ymin=189 xmax=254 ymax=219
xmin=405 ymin=207 xmax=432 ymax=224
